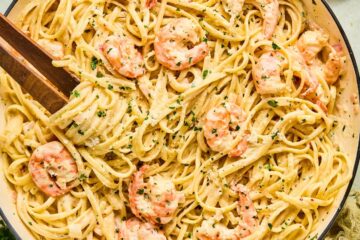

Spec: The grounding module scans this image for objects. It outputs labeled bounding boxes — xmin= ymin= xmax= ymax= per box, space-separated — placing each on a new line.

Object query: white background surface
xmin=0 ymin=0 xmax=359 ymax=188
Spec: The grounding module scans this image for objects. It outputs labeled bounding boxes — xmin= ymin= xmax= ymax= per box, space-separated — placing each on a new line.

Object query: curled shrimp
xmin=28 ymin=141 xmax=78 ymax=197
xmin=257 ymin=0 xmax=280 ymax=39
xmin=323 ymin=44 xmax=345 ymax=85
xmin=196 ymin=184 xmax=258 ymax=240
xmin=204 ymin=103 xmax=248 ymax=158
xmin=119 ymin=218 xmax=166 ymax=240
xmin=296 ymin=29 xmax=329 ymax=64
xmin=154 ymin=18 xmax=209 ymax=71
xmin=289 ymin=47 xmax=319 ymax=98
xmin=129 ymin=165 xmax=184 ymax=225
xmin=252 ymin=51 xmax=287 ymax=95
xmin=101 ymin=36 xmax=145 ymax=78
xmin=37 ymin=39 xmax=65 ymax=60
xmin=290 ymin=47 xmax=325 ymax=110
xmin=294 ymin=28 xmax=345 ymax=102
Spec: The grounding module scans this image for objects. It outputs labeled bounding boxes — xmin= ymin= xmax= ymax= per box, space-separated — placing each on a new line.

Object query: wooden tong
xmin=0 ymin=14 xmax=79 ymax=113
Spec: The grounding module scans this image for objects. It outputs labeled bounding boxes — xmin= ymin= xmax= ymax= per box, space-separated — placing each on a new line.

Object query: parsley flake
xmin=71 ymin=90 xmax=80 ymax=98
xmin=267 ymin=100 xmax=278 ymax=107
xmin=91 ymin=57 xmax=99 ymax=70
xmin=272 ymin=42 xmax=281 ymax=50
xmin=97 ymin=110 xmax=106 ymax=117
xmin=202 ymin=69 xmax=209 ymax=79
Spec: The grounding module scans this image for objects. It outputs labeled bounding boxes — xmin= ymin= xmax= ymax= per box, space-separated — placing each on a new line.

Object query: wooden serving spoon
xmin=0 ymin=13 xmax=79 ymax=113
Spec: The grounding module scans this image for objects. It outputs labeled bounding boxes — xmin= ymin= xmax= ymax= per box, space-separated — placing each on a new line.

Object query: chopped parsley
xmin=202 ymin=69 xmax=209 ymax=79
xmin=271 ymin=131 xmax=279 ymax=140
xmin=137 ymin=189 xmax=144 ymax=195
xmin=272 ymin=42 xmax=281 ymax=50
xmin=119 ymin=86 xmax=132 ymax=91
xmin=96 ymin=72 xmax=104 ymax=78
xmin=91 ymin=56 xmax=99 ymax=70
xmin=71 ymin=90 xmax=80 ymax=98
xmin=267 ymin=100 xmax=278 ymax=107
xmin=97 ymin=110 xmax=106 ymax=117
xmin=193 ymin=126 xmax=202 ymax=132
xmin=71 ymin=121 xmax=79 ymax=128
xmin=107 ymin=84 xmax=114 ymax=90
xmin=264 ymin=163 xmax=271 ymax=170
xmin=79 ymin=173 xmax=87 ymax=181
xmin=176 ymin=97 xmax=183 ymax=104
xmin=78 ymin=129 xmax=85 ymax=135
xmin=268 ymin=223 xmax=273 ymax=230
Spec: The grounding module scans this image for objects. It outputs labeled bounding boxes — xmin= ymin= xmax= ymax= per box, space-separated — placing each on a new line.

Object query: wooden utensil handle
xmin=0 ymin=14 xmax=79 ymax=97
xmin=0 ymin=37 xmax=68 ymax=113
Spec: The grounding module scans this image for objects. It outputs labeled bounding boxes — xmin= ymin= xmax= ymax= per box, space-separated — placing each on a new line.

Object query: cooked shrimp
xmin=222 ymin=0 xmax=245 ymax=24
xmin=146 ymin=0 xmax=157 ymax=9
xmin=204 ymin=103 xmax=248 ymax=158
xmin=129 ymin=165 xmax=184 ymax=225
xmin=233 ymin=184 xmax=259 ymax=234
xmin=323 ymin=44 xmax=345 ymax=85
xmin=118 ymin=218 xmax=166 ymax=240
xmin=295 ymin=27 xmax=345 ymax=98
xmin=101 ymin=36 xmax=145 ymax=78
xmin=257 ymin=0 xmax=280 ymax=39
xmin=287 ymin=47 xmax=319 ymax=98
xmin=296 ymin=29 xmax=329 ymax=64
xmin=154 ymin=18 xmax=209 ymax=71
xmin=28 ymin=141 xmax=78 ymax=197
xmin=252 ymin=51 xmax=287 ymax=95
xmin=196 ymin=184 xmax=258 ymax=240
xmin=37 ymin=39 xmax=64 ymax=60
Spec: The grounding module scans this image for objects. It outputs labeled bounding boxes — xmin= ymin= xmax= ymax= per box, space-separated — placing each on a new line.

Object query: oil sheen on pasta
xmin=0 ymin=0 xmax=352 ymax=239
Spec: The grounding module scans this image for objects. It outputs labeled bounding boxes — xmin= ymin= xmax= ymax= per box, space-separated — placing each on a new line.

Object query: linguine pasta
xmin=0 ymin=0 xmax=352 ymax=239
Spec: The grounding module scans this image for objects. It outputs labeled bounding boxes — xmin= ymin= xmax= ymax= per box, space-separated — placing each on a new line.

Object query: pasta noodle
xmin=0 ymin=0 xmax=352 ymax=239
